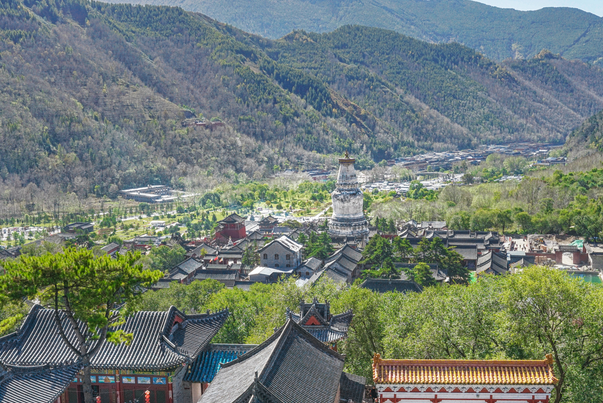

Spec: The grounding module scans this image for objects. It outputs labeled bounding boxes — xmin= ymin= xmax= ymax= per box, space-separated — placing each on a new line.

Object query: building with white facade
xmin=258 ymin=235 xmax=303 ymax=269
xmin=328 ymin=153 xmax=369 ymax=243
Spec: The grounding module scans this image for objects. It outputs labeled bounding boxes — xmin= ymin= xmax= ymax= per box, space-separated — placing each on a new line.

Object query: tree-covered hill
xmin=102 ymin=0 xmax=603 ymax=64
xmin=1 ymin=0 xmax=603 ymax=198
xmin=260 ymin=28 xmax=603 ymax=151
xmin=565 ymin=109 xmax=603 ymax=154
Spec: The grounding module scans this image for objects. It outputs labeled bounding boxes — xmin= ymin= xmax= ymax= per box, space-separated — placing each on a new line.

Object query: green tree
xmin=502 ymin=266 xmax=603 ymax=403
xmin=514 ymin=211 xmax=533 ymax=233
xmin=495 ymin=209 xmax=513 ymax=234
xmin=242 ymin=242 xmax=261 ymax=267
xmin=132 ymin=279 xmax=224 ymax=313
xmin=403 ymin=262 xmax=436 ymax=287
xmin=0 ymin=248 xmax=162 ymax=403
xmin=392 ymin=237 xmax=412 ymax=262
xmin=146 ymin=244 xmax=187 ymax=272
xmin=439 ymin=249 xmax=470 ymax=285
xmin=362 ymin=257 xmax=400 ymax=279
xmin=307 ymin=231 xmax=334 ymax=259
xmin=361 ymin=236 xmax=393 ymax=269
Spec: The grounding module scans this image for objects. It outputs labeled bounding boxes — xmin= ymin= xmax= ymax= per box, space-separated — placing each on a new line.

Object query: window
xmin=275 ymin=264 xmax=279 ymax=268
xmin=306 ymin=272 xmax=309 ymax=276
xmin=286 ymin=254 xmax=291 ymax=260
xmin=275 ymin=254 xmax=279 ymax=260
xmin=263 ymin=253 xmax=267 ymax=259
xmin=286 ymin=264 xmax=291 ymax=268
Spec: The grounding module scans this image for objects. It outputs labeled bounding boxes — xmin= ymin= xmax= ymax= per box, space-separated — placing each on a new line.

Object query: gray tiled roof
xmin=220 ymin=214 xmax=245 ymax=224
xmin=300 ymin=257 xmax=323 ymax=272
xmin=360 ymin=279 xmax=422 ymax=294
xmin=177 ymin=258 xmax=203 ymax=274
xmin=0 ymin=305 xmax=228 ymax=371
xmin=476 ymin=251 xmax=509 ymax=275
xmin=0 ymin=248 xmax=14 ymax=261
xmin=188 ymin=244 xmax=218 ymax=256
xmin=339 ymin=372 xmax=366 ymax=403
xmin=199 ymin=319 xmax=345 ymax=403
xmin=195 ymin=269 xmax=238 ymax=281
xmin=451 ymin=245 xmax=478 ymax=261
xmin=259 ymin=236 xmax=303 ymax=253
xmin=100 ymin=243 xmax=119 ymax=253
xmin=0 ymin=362 xmax=81 ymax=403
xmin=324 ymin=268 xmax=349 ymax=284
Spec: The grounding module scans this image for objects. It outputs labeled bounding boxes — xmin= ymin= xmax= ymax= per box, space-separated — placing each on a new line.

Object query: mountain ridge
xmin=102 ymin=0 xmax=603 ymax=64
xmin=1 ymin=0 xmax=603 ymax=198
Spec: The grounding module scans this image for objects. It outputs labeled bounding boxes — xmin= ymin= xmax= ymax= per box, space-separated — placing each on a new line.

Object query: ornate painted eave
xmin=372 ymin=354 xmax=558 ymax=385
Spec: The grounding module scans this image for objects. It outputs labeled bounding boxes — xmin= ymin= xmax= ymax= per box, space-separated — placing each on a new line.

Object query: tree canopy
xmin=0 ymin=248 xmax=162 ymax=403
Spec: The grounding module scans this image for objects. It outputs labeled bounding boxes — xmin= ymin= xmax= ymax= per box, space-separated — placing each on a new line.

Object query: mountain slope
xmin=103 ymin=0 xmax=603 ymax=64
xmin=566 ymin=109 xmax=603 ymax=153
xmin=1 ymin=0 xmax=603 ymax=198
xmin=260 ymin=27 xmax=603 ymax=150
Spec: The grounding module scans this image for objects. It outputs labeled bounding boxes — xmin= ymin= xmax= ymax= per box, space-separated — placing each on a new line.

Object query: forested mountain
xmin=103 ymin=0 xmax=603 ymax=64
xmin=565 ymin=109 xmax=603 ymax=154
xmin=1 ymin=0 xmax=603 ymax=198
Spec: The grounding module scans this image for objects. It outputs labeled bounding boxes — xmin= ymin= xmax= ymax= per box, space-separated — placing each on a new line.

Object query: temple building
xmin=0 ymin=304 xmax=229 ymax=403
xmin=214 ymin=213 xmax=246 ymax=244
xmin=328 ymin=152 xmax=369 ymax=244
xmin=198 ymin=318 xmax=365 ymax=403
xmin=373 ymin=354 xmax=557 ymax=403
xmin=0 ymin=362 xmax=81 ymax=403
xmin=287 ymin=298 xmax=353 ymax=345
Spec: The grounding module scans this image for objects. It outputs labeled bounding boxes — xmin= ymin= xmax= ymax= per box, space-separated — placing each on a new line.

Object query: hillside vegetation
xmin=103 ymin=0 xmax=603 ymax=64
xmin=1 ymin=0 xmax=603 ymax=200
xmin=566 ymin=109 xmax=603 ymax=155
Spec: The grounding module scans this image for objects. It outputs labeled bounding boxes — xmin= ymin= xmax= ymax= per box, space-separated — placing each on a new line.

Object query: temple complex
xmin=373 ymin=354 xmax=557 ymax=403
xmin=328 ymin=152 xmax=369 ymax=244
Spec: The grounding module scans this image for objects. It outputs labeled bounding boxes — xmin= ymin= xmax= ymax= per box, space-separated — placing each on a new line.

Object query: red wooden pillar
xmin=168 ymin=381 xmax=174 ymax=403
xmin=116 ymin=371 xmax=121 ymax=403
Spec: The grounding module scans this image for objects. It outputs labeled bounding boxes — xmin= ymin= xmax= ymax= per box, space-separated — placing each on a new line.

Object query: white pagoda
xmin=328 ymin=152 xmax=369 ymax=243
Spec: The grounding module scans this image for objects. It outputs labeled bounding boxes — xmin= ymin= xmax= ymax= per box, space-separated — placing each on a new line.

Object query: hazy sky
xmin=474 ymin=0 xmax=603 ymax=16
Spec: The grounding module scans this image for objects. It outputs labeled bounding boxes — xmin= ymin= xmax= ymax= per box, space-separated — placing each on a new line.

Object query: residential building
xmin=186 ymin=243 xmax=218 ymax=263
xmin=119 ymin=185 xmax=172 ymax=203
xmin=586 ymin=243 xmax=603 ymax=271
xmin=100 ymin=242 xmax=120 ymax=257
xmin=258 ymin=236 xmax=302 ymax=269
xmin=166 ymin=257 xmax=204 ymax=284
xmin=248 ymin=266 xmax=295 ymax=283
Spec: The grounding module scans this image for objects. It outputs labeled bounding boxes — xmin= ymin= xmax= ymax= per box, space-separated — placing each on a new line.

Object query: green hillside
xmin=1 ymin=0 xmax=603 ymax=197
xmin=103 ymin=0 xmax=603 ymax=64
xmin=566 ymin=109 xmax=603 ymax=153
